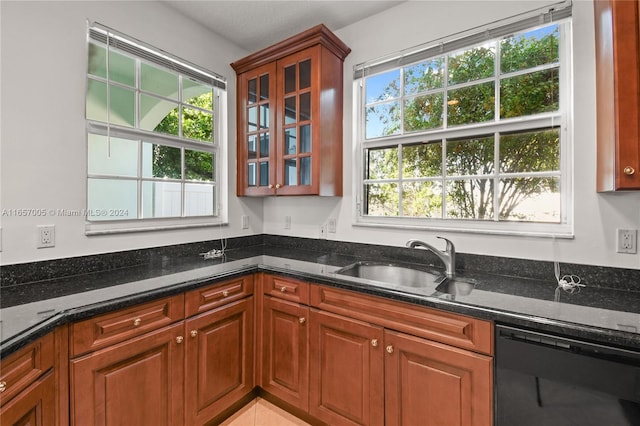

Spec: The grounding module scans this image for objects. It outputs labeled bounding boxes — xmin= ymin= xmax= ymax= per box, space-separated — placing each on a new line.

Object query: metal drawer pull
xmin=190 ymin=330 xmax=198 ymax=338
xmin=299 ymin=317 xmax=306 ymax=324
xmin=386 ymin=345 xmax=394 ymax=354
xmin=133 ymin=318 xmax=142 ymax=327
xmin=280 ymin=286 xmax=287 ymax=293
xmin=0 ymin=381 xmax=6 ymax=393
xmin=176 ymin=336 xmax=184 ymax=344
xmin=624 ymin=166 xmax=635 ymax=176
xmin=222 ymin=290 xmax=229 ymax=297
xmin=275 ymin=183 xmax=281 ymax=189
xmin=371 ymin=339 xmax=379 ymax=347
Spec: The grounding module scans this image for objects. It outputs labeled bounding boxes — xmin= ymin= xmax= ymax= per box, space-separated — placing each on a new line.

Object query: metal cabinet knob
xmin=222 ymin=290 xmax=229 ymax=297
xmin=275 ymin=183 xmax=282 ymax=189
xmin=176 ymin=336 xmax=184 ymax=344
xmin=299 ymin=317 xmax=306 ymax=324
xmin=190 ymin=330 xmax=198 ymax=338
xmin=371 ymin=339 xmax=379 ymax=347
xmin=624 ymin=166 xmax=635 ymax=176
xmin=133 ymin=318 xmax=142 ymax=327
xmin=268 ymin=184 xmax=274 ymax=189
xmin=0 ymin=381 xmax=6 ymax=393
xmin=280 ymin=286 xmax=287 ymax=293
xmin=386 ymin=345 xmax=394 ymax=354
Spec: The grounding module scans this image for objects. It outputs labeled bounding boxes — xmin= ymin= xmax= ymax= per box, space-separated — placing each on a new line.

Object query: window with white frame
xmin=355 ymin=5 xmax=573 ymax=236
xmin=85 ymin=23 xmax=227 ymax=227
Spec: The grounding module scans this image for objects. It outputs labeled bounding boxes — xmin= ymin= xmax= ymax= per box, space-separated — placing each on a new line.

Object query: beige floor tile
xmin=219 ymin=398 xmax=257 ymax=426
xmin=221 ymin=397 xmax=311 ymax=426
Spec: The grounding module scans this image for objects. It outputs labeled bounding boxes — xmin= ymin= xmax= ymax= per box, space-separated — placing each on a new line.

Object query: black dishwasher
xmin=496 ymin=325 xmax=640 ymax=425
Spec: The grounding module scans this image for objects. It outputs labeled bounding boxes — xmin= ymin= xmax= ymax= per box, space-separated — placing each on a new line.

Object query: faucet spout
xmin=406 ymin=237 xmax=456 ymax=277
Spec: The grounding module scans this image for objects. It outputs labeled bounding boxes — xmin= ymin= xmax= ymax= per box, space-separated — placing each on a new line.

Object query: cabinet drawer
xmin=310 ymin=285 xmax=493 ymax=355
xmin=185 ymin=275 xmax=254 ymax=317
xmin=70 ymin=294 xmax=185 ymax=357
xmin=0 ymin=333 xmax=54 ymax=406
xmin=263 ymin=274 xmax=309 ymax=305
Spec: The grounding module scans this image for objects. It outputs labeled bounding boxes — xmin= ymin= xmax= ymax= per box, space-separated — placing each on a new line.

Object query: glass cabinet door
xmin=277 ymin=49 xmax=317 ymax=194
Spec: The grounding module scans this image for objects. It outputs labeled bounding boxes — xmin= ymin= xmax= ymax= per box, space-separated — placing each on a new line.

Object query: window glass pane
xmin=285 ymin=65 xmax=296 ymax=93
xmin=402 ymin=143 xmax=442 ymax=178
xmin=260 ymin=133 xmax=269 ymax=157
xmin=501 ymin=24 xmax=559 ymax=74
xmin=500 ymin=128 xmax=559 ymax=173
xmin=404 ymin=94 xmax=443 ymax=132
xmin=88 ymin=178 xmax=137 ymax=221
xmin=447 ymin=81 xmax=495 ymax=126
xmin=140 ymin=94 xmax=178 ymax=135
xmin=285 ymin=159 xmax=297 ymax=185
xmin=86 ymin=80 xmax=135 ymax=127
xmin=446 ymin=136 xmax=494 ymax=176
xmin=141 ymin=62 xmax=178 ymax=99
xmin=299 ymin=60 xmax=311 ymax=89
xmin=185 ymin=150 xmax=213 ymax=181
xmin=142 ymin=143 xmax=181 ymax=179
xmin=248 ymin=136 xmax=257 ymax=159
xmin=404 ymin=58 xmax=444 ymax=95
xmin=260 ymin=74 xmax=269 ymax=99
xmin=183 ymin=108 xmax=213 ymax=142
xmin=285 ymin=128 xmax=297 ymax=155
xmin=86 ymin=79 xmax=107 ymax=122
xmin=300 ymin=157 xmax=311 ymax=185
xmin=285 ymin=96 xmax=296 ymax=124
xmin=365 ymin=69 xmax=400 ymax=103
xmin=499 ymin=177 xmax=560 ymax=222
xmin=365 ymin=183 xmax=399 ymax=216
xmin=367 ymin=147 xmax=398 ymax=180
xmin=183 ymin=80 xmax=212 ymax=110
xmin=448 ymin=44 xmax=495 ymax=85
xmin=500 ymin=68 xmax=559 ymax=118
xmin=248 ymin=106 xmax=257 ymax=132
xmin=185 ymin=183 xmax=214 ymax=216
xmin=142 ymin=181 xmax=181 ymax=218
xmin=109 ymin=49 xmax=135 ymax=87
xmin=299 ymin=92 xmax=310 ymax=121
xmin=300 ymin=125 xmax=311 ymax=153
xmin=446 ymin=179 xmax=494 ymax=220
xmin=88 ymin=134 xmax=138 ymax=177
xmin=402 ymin=181 xmax=443 ymax=218
xmin=248 ymin=78 xmax=257 ymax=104
xmin=366 ymin=101 xmax=400 ymax=139
xmin=88 ymin=42 xmax=106 ymax=78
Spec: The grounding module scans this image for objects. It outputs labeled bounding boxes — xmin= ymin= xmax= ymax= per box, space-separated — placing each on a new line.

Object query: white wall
xmin=0 ymin=0 xmax=263 ymax=265
xmin=262 ymin=0 xmax=640 ymax=269
xmin=2 ymin=0 xmax=639 ymax=270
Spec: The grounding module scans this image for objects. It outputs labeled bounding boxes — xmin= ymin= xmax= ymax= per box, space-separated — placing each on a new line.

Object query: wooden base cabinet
xmin=384 ymin=330 xmax=492 ymax=426
xmin=70 ymin=323 xmax=185 ymax=426
xmin=0 ymin=371 xmax=56 ymax=426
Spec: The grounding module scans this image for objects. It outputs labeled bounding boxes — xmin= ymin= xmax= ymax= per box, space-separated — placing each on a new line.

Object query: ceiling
xmin=162 ymin=1 xmax=405 ymax=52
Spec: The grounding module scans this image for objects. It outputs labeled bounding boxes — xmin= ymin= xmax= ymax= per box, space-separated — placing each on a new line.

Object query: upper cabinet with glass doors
xmin=594 ymin=0 xmax=640 ymax=191
xmin=232 ymin=25 xmax=351 ymax=196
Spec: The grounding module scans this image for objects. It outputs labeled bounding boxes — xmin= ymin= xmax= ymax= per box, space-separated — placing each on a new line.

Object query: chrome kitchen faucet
xmin=406 ymin=237 xmax=456 ymax=278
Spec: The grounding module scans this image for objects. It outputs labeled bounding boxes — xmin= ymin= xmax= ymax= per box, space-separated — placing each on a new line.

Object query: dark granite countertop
xmin=2 ymin=245 xmax=639 ymax=358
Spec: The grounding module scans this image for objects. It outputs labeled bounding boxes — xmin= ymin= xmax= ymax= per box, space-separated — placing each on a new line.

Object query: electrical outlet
xmin=327 ymin=218 xmax=337 ymax=233
xmin=285 ymin=215 xmax=291 ymax=229
xmin=241 ymin=215 xmax=249 ymax=229
xmin=37 ymin=225 xmax=55 ymax=248
xmin=616 ymin=228 xmax=637 ymax=254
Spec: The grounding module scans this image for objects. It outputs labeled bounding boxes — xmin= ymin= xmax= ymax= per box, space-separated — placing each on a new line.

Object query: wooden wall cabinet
xmin=594 ymin=0 xmax=640 ymax=191
xmin=232 ymin=25 xmax=351 ymax=196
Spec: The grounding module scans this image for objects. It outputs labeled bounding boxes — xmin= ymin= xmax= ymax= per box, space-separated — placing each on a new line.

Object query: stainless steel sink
xmin=334 ymin=261 xmax=447 ymax=288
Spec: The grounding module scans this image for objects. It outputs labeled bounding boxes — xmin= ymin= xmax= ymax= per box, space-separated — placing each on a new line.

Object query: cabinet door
xmin=184 ymin=297 xmax=254 ymax=425
xmin=70 ymin=323 xmax=184 ymax=426
xmin=275 ymin=46 xmax=321 ymax=195
xmin=0 ymin=371 xmax=55 ymax=426
xmin=261 ymin=296 xmax=309 ymax=410
xmin=309 ymin=309 xmax=384 ymax=426
xmin=236 ymin=62 xmax=277 ymax=195
xmin=384 ymin=329 xmax=492 ymax=426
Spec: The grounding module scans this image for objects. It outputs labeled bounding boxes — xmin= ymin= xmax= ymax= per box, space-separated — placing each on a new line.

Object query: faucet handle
xmin=436 ymin=236 xmax=455 ymax=252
